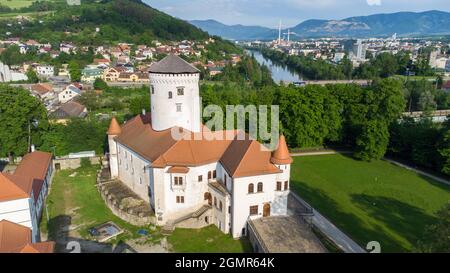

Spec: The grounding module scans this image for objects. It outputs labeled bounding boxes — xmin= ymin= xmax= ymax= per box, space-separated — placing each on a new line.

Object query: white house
xmin=36 ymin=65 xmax=54 ymax=78
xmin=58 ymin=84 xmax=82 ymax=104
xmin=107 ymin=54 xmax=292 ymax=238
xmin=0 ymin=151 xmax=53 ymax=242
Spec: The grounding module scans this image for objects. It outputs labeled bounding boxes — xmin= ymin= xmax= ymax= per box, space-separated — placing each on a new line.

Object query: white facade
xmin=36 ymin=65 xmax=55 ymax=77
xmin=150 ymin=73 xmax=201 ymax=132
xmin=108 ymin=56 xmax=291 ymax=238
xmin=110 ymin=134 xmax=291 ymax=237
xmin=58 ymin=85 xmax=81 ymax=104
xmin=0 ymin=198 xmax=39 ymax=242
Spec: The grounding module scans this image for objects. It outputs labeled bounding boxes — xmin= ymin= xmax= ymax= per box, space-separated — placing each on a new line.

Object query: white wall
xmin=0 ymin=198 xmax=39 ymax=242
xmin=117 ymin=143 xmax=151 ymax=203
xmin=159 ymin=162 xmax=217 ymax=223
xmin=230 ymin=171 xmax=289 ymax=238
xmin=150 ymin=73 xmax=201 ymax=132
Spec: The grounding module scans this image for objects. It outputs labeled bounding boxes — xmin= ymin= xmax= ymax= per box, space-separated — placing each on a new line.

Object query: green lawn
xmin=41 ymin=165 xmax=250 ymax=252
xmin=0 ymin=0 xmax=39 ymax=9
xmin=168 ymin=226 xmax=252 ymax=253
xmin=291 ymin=154 xmax=450 ymax=252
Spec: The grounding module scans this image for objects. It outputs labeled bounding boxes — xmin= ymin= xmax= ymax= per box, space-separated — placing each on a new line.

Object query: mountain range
xmin=190 ymin=10 xmax=450 ymax=40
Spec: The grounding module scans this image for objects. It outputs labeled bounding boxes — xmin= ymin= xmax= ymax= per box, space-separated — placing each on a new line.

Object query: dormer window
xmin=177 ymin=87 xmax=184 ymax=96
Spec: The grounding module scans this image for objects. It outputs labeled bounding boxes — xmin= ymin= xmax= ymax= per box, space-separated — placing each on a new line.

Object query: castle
xmin=107 ymin=54 xmax=292 ymax=238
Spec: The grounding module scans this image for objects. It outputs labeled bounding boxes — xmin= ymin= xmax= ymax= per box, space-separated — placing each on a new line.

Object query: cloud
xmin=367 ymin=0 xmax=382 ymax=6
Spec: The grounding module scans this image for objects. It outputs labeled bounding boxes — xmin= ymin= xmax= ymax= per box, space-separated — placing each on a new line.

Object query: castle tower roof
xmin=270 ymin=135 xmax=293 ymax=165
xmin=149 ymin=54 xmax=200 ymax=74
xmin=107 ymin=117 xmax=122 ymax=135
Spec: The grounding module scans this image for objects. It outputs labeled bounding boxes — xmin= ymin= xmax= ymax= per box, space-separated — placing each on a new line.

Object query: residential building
xmin=58 ymin=84 xmax=82 ymax=104
xmin=81 ymin=67 xmax=103 ymax=83
xmin=36 ymin=65 xmax=55 ymax=78
xmin=0 ymin=151 xmax=53 ymax=242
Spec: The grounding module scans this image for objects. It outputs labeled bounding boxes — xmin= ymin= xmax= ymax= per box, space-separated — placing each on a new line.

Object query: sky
xmin=143 ymin=0 xmax=450 ymax=28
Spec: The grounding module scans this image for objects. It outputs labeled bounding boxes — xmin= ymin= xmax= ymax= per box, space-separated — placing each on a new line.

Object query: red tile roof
xmin=0 ymin=173 xmax=29 ymax=202
xmin=14 ymin=151 xmax=52 ymax=181
xmin=113 ymin=114 xmax=282 ymax=178
xmin=0 ymin=220 xmax=54 ymax=253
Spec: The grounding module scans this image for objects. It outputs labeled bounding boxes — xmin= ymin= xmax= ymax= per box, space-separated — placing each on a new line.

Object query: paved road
xmin=289 ymin=193 xmax=366 ymax=253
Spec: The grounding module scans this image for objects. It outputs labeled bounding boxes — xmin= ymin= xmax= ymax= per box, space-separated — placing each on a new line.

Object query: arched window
xmin=257 ymin=182 xmax=263 ymax=193
xmin=168 ymin=91 xmax=173 ymax=99
xmin=248 ymin=183 xmax=254 ymax=194
xmin=219 ymin=201 xmax=223 ymax=211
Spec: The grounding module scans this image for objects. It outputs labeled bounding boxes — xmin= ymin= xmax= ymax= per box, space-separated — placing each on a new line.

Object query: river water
xmin=247 ymin=50 xmax=302 ymax=84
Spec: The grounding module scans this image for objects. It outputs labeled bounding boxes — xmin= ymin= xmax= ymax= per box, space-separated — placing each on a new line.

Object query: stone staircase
xmin=161 ymin=205 xmax=211 ymax=235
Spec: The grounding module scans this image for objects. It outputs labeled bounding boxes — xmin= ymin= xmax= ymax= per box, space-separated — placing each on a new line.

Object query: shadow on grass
xmin=47 ymin=215 xmax=136 ymax=253
xmin=291 ymin=178 xmax=430 ymax=252
xmin=350 ymin=194 xmax=438 ymax=252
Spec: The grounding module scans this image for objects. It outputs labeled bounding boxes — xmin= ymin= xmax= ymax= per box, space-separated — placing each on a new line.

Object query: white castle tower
xmin=149 ymin=54 xmax=201 ymax=132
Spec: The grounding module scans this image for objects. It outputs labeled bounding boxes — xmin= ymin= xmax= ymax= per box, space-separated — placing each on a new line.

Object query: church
xmin=107 ymin=54 xmax=292 ymax=238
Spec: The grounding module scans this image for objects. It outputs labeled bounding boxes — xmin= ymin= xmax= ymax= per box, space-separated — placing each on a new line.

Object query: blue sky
xmin=143 ymin=0 xmax=450 ymax=27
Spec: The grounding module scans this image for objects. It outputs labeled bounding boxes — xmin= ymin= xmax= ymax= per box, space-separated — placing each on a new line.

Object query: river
xmin=247 ymin=49 xmax=303 ymax=84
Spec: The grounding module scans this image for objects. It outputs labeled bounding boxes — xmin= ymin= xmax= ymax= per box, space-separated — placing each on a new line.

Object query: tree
xmin=26 ymin=68 xmax=39 ymax=83
xmin=93 ymin=78 xmax=108 ymax=90
xmin=0 ymin=85 xmax=48 ymax=159
xmin=416 ymin=203 xmax=450 ymax=253
xmin=439 ymin=127 xmax=450 ymax=175
xmin=68 ymin=61 xmax=81 ymax=82
xmin=418 ymin=90 xmax=437 ymax=113
xmin=129 ymin=95 xmax=150 ymax=116
xmin=354 ymin=119 xmax=390 ymax=161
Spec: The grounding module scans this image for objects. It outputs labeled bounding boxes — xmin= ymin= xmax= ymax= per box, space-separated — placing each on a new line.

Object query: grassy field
xmin=290 ymin=154 xmax=450 ymax=252
xmin=0 ymin=0 xmax=38 ymax=9
xmin=40 ymin=164 xmax=250 ymax=253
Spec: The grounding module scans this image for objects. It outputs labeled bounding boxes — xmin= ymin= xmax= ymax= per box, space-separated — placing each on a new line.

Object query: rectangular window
xmin=198 ymin=175 xmax=203 ymax=182
xmin=284 ymin=181 xmax=289 ymax=191
xmin=276 ymin=181 xmax=282 ymax=191
xmin=213 ymin=170 xmax=217 ymax=178
xmin=249 ymin=205 xmax=258 ymax=215
xmin=177 ymin=87 xmax=184 ymax=96
xmin=176 ymin=196 xmax=185 ymax=203
xmin=174 ymin=177 xmax=183 ymax=186
xmin=176 ymin=103 xmax=182 ymax=112
xmin=151 ymin=85 xmax=155 ymax=94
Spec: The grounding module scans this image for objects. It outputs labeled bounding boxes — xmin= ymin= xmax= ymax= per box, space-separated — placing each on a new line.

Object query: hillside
xmin=291 ymin=10 xmax=450 ymax=38
xmin=192 ymin=10 xmax=450 ymax=40
xmin=0 ymin=0 xmax=210 ymax=44
xmin=190 ymin=19 xmax=276 ymax=41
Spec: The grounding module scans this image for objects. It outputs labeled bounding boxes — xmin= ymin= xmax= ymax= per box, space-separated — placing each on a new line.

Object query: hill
xmin=190 ymin=19 xmax=276 ymax=41
xmin=0 ymin=0 xmax=210 ymax=44
xmin=291 ymin=10 xmax=450 ymax=38
xmin=191 ymin=10 xmax=450 ymax=40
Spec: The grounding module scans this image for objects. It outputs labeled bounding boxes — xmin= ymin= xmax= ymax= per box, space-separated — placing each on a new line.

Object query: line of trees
xmin=201 ymin=78 xmax=407 ymax=161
